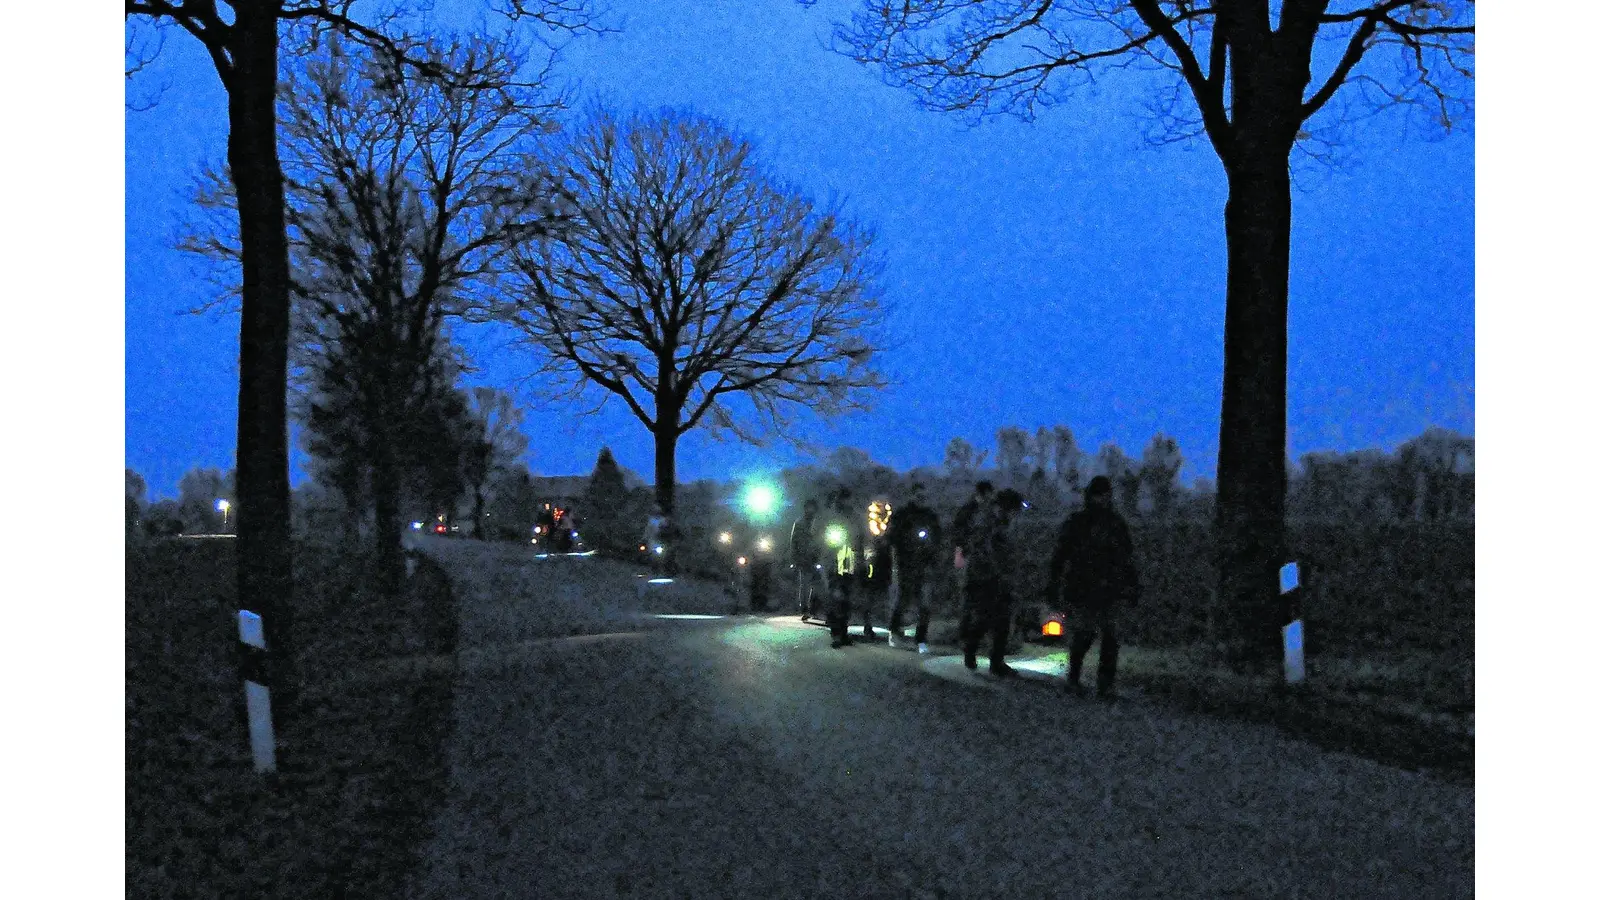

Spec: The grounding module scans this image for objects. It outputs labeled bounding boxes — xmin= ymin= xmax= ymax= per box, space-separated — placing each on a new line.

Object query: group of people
xmin=787 ymin=475 xmax=1142 ymax=698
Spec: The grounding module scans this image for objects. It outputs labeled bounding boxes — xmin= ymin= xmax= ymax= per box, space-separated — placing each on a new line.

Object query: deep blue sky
xmin=124 ymin=0 xmax=1474 ymax=500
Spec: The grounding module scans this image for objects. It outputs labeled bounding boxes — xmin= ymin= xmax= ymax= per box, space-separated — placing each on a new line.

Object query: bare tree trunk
xmin=653 ymin=427 xmax=678 ymax=517
xmin=371 ymin=436 xmax=405 ymax=595
xmin=227 ymin=7 xmax=296 ymax=724
xmin=1213 ymin=150 xmax=1293 ymax=672
xmin=472 ymin=486 xmax=487 ymax=539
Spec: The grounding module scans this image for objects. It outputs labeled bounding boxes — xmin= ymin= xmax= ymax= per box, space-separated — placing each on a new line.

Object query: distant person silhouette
xmin=823 ymin=488 xmax=866 ymax=648
xmin=789 ymin=498 xmax=826 ymax=622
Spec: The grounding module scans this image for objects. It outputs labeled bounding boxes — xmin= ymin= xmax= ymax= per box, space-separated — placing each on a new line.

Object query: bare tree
xmin=498 ymin=109 xmax=887 ymax=516
xmin=1140 ymin=433 xmax=1184 ymax=518
xmin=462 ymin=387 xmax=531 ymax=538
xmin=945 ymin=436 xmax=978 ymax=475
xmin=1033 ymin=425 xmax=1054 ymax=476
xmin=126 ymin=0 xmax=604 ymax=714
xmin=1095 ymin=442 xmax=1140 ymax=512
xmin=186 ymin=33 xmax=563 ymax=592
xmin=1051 ymin=424 xmax=1085 ymax=496
xmin=996 ymin=426 xmax=1032 ymax=486
xmin=815 ymin=0 xmax=1473 ymax=668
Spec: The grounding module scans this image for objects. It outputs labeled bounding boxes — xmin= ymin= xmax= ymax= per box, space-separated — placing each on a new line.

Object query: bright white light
xmin=719 ymin=531 xmax=733 ymax=544
xmin=918 ymin=530 xmax=927 ymax=539
xmin=216 ymin=499 xmax=231 ymax=513
xmin=647 ymin=578 xmax=676 ymax=585
xmin=825 ymin=524 xmax=846 ymax=546
xmin=744 ymin=484 xmax=777 ymax=516
xmin=756 ymin=535 xmax=773 ymax=552
xmin=412 ymin=521 xmax=424 ymax=531
xmin=737 ymin=556 xmax=748 ymax=566
xmin=654 ymin=545 xmax=665 ymax=555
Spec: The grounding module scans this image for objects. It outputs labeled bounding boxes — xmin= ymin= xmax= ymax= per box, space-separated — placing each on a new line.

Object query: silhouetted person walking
xmin=789 ymin=498 xmax=826 ymax=622
xmin=823 ymin=488 xmax=866 ymax=648
xmin=887 ymin=482 xmax=943 ymax=653
xmin=1046 ymin=476 xmax=1141 ymax=699
xmin=952 ymin=482 xmax=1019 ymax=676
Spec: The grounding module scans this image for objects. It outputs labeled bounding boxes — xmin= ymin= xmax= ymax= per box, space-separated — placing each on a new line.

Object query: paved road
xmin=407 ymin=539 xmax=1472 ymax=899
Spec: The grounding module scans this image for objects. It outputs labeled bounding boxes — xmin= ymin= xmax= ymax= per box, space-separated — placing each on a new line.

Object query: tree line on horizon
xmin=127 ymin=421 xmax=1472 ymax=548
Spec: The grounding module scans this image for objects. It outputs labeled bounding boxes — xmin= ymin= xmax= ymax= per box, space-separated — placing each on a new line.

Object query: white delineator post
xmin=1279 ymin=562 xmax=1306 ymax=684
xmin=237 ymin=610 xmax=277 ymax=773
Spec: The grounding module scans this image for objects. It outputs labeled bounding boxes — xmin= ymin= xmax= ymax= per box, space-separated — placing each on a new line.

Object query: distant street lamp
xmin=216 ymin=498 xmax=232 ymax=533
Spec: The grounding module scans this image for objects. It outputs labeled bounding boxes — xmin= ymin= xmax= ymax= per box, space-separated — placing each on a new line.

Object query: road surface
xmin=405 ymin=538 xmax=1472 ymax=899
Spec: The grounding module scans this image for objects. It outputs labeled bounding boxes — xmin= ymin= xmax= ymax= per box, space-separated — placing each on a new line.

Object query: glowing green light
xmin=825 ymin=524 xmax=846 ymax=547
xmin=743 ymin=483 xmax=778 ymax=518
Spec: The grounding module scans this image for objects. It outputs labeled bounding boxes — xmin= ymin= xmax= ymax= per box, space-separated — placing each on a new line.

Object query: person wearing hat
xmin=1045 ymin=475 xmax=1142 ymax=699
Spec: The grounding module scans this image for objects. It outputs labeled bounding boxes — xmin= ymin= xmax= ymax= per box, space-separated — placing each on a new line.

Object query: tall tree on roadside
xmin=186 ymin=34 xmax=563 ymax=591
xmin=815 ymin=0 xmax=1473 ymax=667
xmin=127 ymin=0 xmax=604 ymax=712
xmin=499 ymin=109 xmax=887 ymax=517
xmin=461 ymin=387 xmax=531 ymax=539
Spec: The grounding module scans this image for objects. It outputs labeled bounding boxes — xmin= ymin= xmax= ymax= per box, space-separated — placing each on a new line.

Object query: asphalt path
xmin=406 ymin=538 xmax=1472 ymax=899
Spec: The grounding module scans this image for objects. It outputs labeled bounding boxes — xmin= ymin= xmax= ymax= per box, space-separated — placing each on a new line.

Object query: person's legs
xmin=1067 ymin=616 xmax=1098 ymax=687
xmin=916 ymin=583 xmax=933 ymax=646
xmin=960 ymin=582 xmax=981 ymax=669
xmin=826 ymin=576 xmax=846 ymax=645
xmin=1096 ymin=608 xmax=1120 ymax=695
xmin=888 ymin=575 xmax=908 ymax=639
xmin=987 ymin=598 xmax=1013 ymax=672
xmin=860 ymin=581 xmax=878 ymax=640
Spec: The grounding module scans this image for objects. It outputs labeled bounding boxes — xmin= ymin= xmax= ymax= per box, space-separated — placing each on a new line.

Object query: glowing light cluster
xmin=824 ymin=523 xmax=846 ymax=547
xmin=868 ymin=501 xmax=893 ymax=537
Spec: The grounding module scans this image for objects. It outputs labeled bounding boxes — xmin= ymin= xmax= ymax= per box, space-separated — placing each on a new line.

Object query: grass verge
xmin=126 ymin=538 xmax=459 ymax=898
xmin=1024 ymin=643 xmax=1474 ymax=783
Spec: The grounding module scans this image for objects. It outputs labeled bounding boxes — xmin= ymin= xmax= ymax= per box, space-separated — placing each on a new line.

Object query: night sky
xmin=124 ymin=0 xmax=1474 ymax=499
